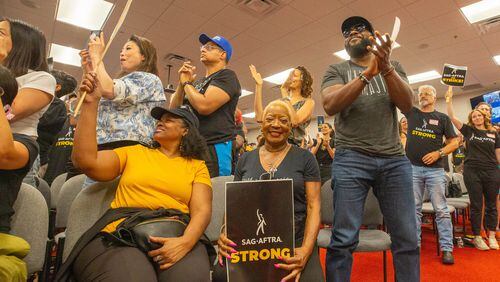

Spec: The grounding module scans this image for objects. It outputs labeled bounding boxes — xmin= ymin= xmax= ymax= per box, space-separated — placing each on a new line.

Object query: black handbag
xmin=108 ymin=210 xmax=191 ymax=252
xmin=129 ymin=217 xmax=187 ymax=251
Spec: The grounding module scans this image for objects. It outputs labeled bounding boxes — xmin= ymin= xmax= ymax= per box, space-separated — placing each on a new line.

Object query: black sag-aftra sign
xmin=225 ymin=179 xmax=294 ymax=282
xmin=442 ymin=64 xmax=467 ymax=87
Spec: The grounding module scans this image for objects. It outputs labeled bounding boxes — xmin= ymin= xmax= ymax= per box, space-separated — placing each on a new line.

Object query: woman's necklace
xmin=260 ymin=143 xmax=291 ymax=176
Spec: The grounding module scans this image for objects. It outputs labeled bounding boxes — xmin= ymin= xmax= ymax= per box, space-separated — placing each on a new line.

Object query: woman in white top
xmin=0 ymin=18 xmax=56 ymax=137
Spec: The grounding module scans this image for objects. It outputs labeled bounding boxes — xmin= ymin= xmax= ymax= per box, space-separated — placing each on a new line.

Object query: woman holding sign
xmin=446 ymin=88 xmax=500 ymax=251
xmin=215 ymin=100 xmax=323 ymax=281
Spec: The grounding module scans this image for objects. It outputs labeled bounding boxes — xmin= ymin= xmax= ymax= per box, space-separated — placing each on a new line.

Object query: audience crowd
xmin=0 ymin=14 xmax=498 ymax=282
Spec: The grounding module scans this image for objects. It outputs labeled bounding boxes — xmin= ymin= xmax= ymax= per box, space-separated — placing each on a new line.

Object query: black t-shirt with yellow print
xmin=404 ymin=107 xmax=457 ymax=168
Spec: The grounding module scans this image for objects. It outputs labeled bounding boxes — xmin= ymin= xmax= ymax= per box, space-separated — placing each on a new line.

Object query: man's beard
xmin=345 ymin=37 xmax=371 ymax=59
xmin=419 ymin=100 xmax=430 ymax=107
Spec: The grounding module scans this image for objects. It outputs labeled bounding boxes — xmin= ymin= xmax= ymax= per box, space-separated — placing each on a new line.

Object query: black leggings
xmin=463 ymin=167 xmax=499 ymax=235
xmin=72 ymin=235 xmax=210 ymax=282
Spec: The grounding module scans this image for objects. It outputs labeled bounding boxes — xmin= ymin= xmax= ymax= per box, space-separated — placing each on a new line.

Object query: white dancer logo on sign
xmin=256 ymin=209 xmax=267 ymax=236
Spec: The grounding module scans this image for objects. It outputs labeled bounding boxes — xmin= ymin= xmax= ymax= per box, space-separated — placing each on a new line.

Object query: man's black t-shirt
xmin=234 ymin=146 xmax=320 ymax=241
xmin=43 ymin=120 xmax=77 ymax=185
xmin=404 ymin=107 xmax=456 ymax=168
xmin=187 ymin=69 xmax=241 ymax=145
xmin=315 ymin=138 xmax=335 ymax=167
xmin=37 ymin=97 xmax=67 ymax=165
xmin=460 ymin=124 xmax=499 ymax=170
xmin=0 ymin=134 xmax=39 ymax=233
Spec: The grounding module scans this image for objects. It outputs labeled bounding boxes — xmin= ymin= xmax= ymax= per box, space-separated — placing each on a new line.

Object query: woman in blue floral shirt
xmin=81 ymin=33 xmax=165 ymax=146
xmin=79 ymin=33 xmax=165 ymax=186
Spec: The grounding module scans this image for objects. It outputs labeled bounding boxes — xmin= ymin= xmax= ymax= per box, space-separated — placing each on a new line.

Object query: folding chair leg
xmin=54 ymin=237 xmax=66 ymax=275
xmin=383 ymin=251 xmax=387 ymax=282
xmin=462 ymin=209 xmax=466 ymax=237
xmin=40 ymin=239 xmax=54 ymax=282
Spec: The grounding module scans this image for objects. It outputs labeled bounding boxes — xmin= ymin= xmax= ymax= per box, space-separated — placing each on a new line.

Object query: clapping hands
xmin=179 ymin=61 xmax=197 ymax=84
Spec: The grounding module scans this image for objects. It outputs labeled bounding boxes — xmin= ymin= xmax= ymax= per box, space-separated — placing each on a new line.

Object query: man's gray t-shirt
xmin=321 ymin=60 xmax=408 ymax=156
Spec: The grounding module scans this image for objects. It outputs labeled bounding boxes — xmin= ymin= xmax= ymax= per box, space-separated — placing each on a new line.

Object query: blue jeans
xmin=326 ymin=149 xmax=420 ymax=282
xmin=412 ymin=165 xmax=453 ymax=252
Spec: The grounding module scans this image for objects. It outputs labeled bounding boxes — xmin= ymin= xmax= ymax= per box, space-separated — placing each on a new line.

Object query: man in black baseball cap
xmin=321 ymin=16 xmax=420 ymax=282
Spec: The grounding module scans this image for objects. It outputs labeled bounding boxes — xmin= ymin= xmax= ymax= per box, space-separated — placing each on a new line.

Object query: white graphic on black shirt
xmin=422 ymin=119 xmax=428 ymax=129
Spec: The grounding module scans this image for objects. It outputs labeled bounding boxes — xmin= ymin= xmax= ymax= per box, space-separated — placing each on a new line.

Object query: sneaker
xmin=488 ymin=237 xmax=499 ymax=250
xmin=441 ymin=251 xmax=454 ymax=265
xmin=473 ymin=236 xmax=490 ymax=251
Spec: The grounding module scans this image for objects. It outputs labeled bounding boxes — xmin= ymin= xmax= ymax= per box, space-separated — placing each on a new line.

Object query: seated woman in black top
xmin=214 ymin=100 xmax=323 ymax=281
xmin=312 ymin=122 xmax=335 ymax=185
xmin=446 ymin=88 xmax=499 ymax=251
xmin=0 ymin=65 xmax=39 ymax=281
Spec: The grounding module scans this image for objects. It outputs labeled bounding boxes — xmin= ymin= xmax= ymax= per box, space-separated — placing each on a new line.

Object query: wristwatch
xmin=438 ymin=149 xmax=446 ymax=158
xmin=358 ymin=73 xmax=370 ymax=85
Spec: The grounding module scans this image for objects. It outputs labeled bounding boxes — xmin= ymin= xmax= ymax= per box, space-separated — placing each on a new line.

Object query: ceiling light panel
xmin=56 ymin=0 xmax=113 ymax=30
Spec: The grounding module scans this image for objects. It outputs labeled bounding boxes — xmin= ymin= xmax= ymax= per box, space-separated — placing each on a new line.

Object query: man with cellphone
xmin=404 ymin=85 xmax=459 ymax=265
xmin=170 ymin=34 xmax=241 ymax=178
xmin=321 ymin=16 xmax=419 ymax=281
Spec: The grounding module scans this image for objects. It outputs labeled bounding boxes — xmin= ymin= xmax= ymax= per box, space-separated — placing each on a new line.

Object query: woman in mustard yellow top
xmin=69 ymin=73 xmax=212 ymax=282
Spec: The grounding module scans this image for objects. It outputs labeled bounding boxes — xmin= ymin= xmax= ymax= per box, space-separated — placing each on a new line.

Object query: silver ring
xmin=155 ymin=255 xmax=163 ymax=262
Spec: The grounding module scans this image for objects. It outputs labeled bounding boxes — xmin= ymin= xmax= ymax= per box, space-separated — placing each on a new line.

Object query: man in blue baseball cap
xmin=170 ymin=34 xmax=241 ymax=178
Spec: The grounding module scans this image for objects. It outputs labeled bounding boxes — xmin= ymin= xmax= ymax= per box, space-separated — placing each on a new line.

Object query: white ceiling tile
xmin=245 ymin=20 xmax=290 ymax=43
xmin=129 ymin=0 xmax=173 ymax=18
xmin=421 ymin=10 xmax=469 ymax=35
xmin=263 ymin=5 xmax=314 ymax=33
xmin=316 ymin=6 xmax=356 ymax=35
xmin=172 ymin=0 xmax=228 ymax=19
xmin=397 ymin=0 xmax=419 ymax=6
xmin=289 ymin=0 xmax=344 ymax=19
xmin=480 ymin=29 xmax=500 ymax=54
xmin=229 ymin=33 xmax=266 ymax=59
xmin=405 ymin=0 xmax=458 ymax=22
xmin=211 ymin=5 xmax=260 ymax=33
xmin=395 ymin=23 xmax=432 ymax=45
xmin=348 ymin=0 xmax=402 ymax=19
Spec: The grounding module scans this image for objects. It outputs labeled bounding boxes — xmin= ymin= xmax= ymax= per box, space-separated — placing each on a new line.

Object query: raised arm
xmin=169 ymin=62 xmax=192 ymax=109
xmin=293 ymin=99 xmax=315 ymax=126
xmin=83 ymin=32 xmax=114 ymax=99
xmin=321 ymin=60 xmax=377 ymax=115
xmin=444 ymin=86 xmax=463 ymax=130
xmin=311 ymin=133 xmax=322 ymax=155
xmin=249 ymin=65 xmax=264 ymax=122
xmin=71 ymin=73 xmax=121 ymax=181
xmin=368 ymin=32 xmax=412 ymax=113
